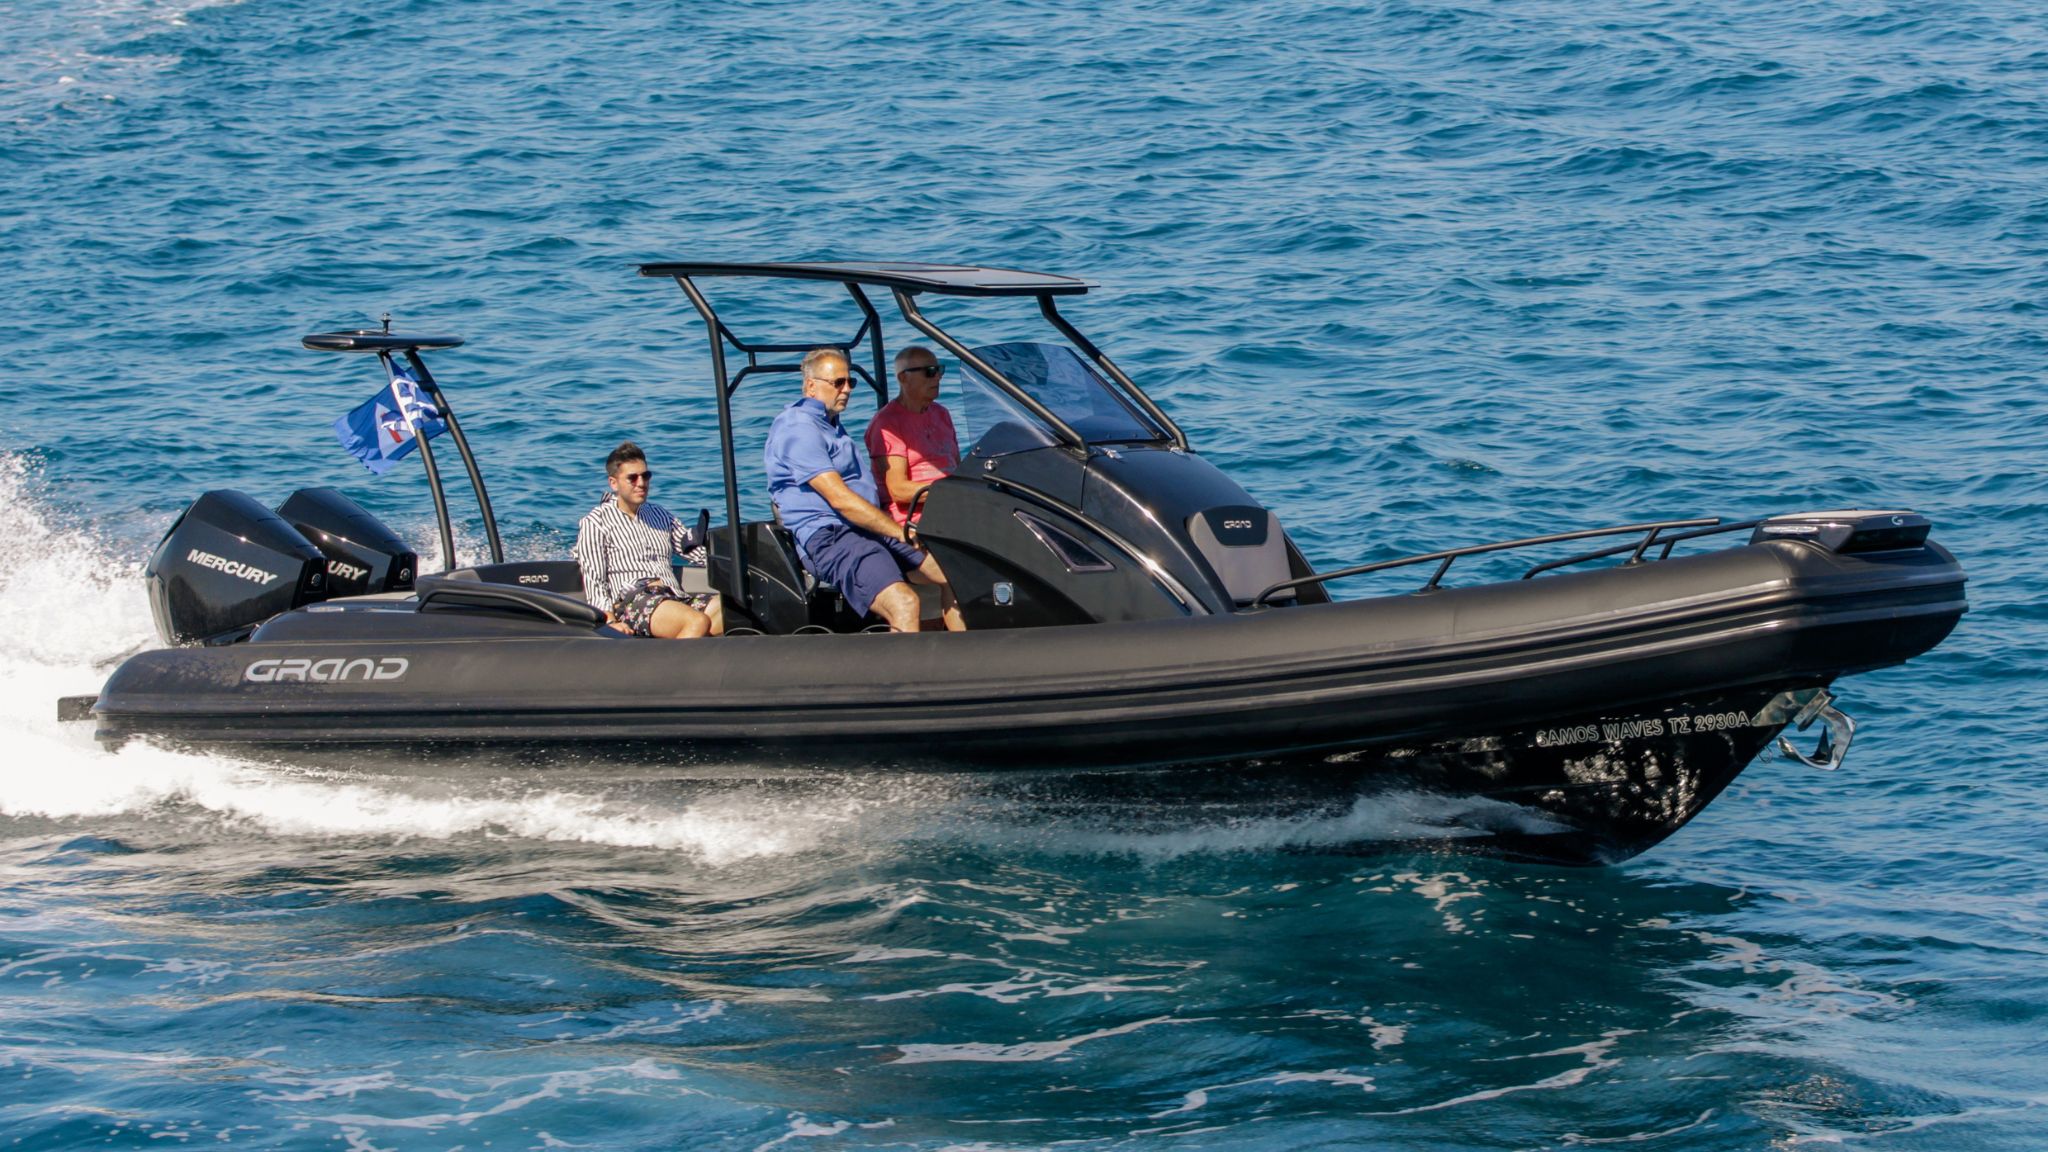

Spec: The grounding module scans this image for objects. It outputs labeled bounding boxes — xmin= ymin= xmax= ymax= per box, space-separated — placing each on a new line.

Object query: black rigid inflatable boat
xmin=82 ymin=262 xmax=1968 ymax=863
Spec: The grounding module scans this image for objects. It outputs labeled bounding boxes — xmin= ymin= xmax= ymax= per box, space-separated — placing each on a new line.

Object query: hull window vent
xmin=1015 ymin=512 xmax=1115 ymax=573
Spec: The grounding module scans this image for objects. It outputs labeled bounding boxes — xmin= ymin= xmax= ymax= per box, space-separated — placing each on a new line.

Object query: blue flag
xmin=333 ymin=360 xmax=447 ymax=474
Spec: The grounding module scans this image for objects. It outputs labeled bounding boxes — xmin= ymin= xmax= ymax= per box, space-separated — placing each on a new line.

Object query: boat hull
xmin=89 ymin=537 xmax=1964 ymax=862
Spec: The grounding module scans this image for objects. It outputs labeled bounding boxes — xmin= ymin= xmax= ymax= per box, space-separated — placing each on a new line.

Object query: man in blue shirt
xmin=765 ymin=348 xmax=965 ymax=632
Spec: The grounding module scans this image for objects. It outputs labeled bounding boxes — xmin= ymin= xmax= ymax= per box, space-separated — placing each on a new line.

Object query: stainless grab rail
xmin=1251 ymin=517 xmax=1723 ymax=608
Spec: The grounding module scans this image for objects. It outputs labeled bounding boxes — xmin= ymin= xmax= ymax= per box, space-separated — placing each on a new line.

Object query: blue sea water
xmin=2 ymin=0 xmax=2046 ymax=1147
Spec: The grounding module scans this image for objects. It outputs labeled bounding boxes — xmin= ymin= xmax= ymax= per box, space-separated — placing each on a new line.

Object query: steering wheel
xmin=694 ymin=507 xmax=712 ymax=556
xmin=905 ymin=487 xmax=932 ymax=547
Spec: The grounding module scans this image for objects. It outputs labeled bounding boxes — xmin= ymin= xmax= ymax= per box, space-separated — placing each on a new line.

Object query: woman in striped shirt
xmin=572 ymin=441 xmax=723 ymax=638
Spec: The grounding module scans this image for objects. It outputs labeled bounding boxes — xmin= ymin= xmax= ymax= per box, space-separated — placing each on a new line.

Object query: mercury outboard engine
xmin=278 ymin=487 xmax=417 ymax=596
xmin=145 ymin=490 xmax=330 ymax=646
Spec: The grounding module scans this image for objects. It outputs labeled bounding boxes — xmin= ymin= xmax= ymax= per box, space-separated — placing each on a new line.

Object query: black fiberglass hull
xmin=92 ymin=537 xmax=1965 ymax=862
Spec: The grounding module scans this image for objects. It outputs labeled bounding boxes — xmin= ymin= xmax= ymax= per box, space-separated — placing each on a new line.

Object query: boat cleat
xmin=1762 ymin=687 xmax=1857 ymax=771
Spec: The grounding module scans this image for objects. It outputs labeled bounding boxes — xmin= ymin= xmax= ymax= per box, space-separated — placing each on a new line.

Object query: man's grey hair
xmin=801 ymin=347 xmax=848 ymax=380
xmin=893 ymin=345 xmax=936 ymax=372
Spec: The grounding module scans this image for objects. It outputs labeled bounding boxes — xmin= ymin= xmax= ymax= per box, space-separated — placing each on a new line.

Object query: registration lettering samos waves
xmin=1535 ymin=708 xmax=1765 ymax=748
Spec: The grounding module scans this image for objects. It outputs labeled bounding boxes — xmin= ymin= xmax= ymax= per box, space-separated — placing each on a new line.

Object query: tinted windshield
xmin=963 ymin=343 xmax=1168 ymax=447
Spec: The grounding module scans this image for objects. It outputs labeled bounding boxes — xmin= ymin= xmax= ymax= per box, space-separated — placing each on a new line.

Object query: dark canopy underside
xmin=301 ymin=331 xmax=465 ymax=353
xmin=634 ymin=260 xmax=1094 ymax=297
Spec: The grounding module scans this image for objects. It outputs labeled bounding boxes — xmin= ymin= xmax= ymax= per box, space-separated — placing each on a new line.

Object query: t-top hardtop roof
xmin=635 ymin=260 xmax=1095 ymax=298
xmin=302 ymin=330 xmax=464 ymax=353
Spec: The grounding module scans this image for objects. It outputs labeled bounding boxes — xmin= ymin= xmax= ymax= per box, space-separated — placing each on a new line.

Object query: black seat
xmin=708 ymin=521 xmax=810 ymax=634
xmin=414 ymin=575 xmax=606 ymax=628
xmin=708 ymin=520 xmax=853 ymax=635
xmin=452 ymin=560 xmax=586 ymax=598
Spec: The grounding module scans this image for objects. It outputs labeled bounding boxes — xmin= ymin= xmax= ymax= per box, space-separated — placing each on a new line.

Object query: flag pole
xmin=404 ymin=348 xmax=503 ymax=565
xmin=382 ymin=350 xmax=457 ymax=572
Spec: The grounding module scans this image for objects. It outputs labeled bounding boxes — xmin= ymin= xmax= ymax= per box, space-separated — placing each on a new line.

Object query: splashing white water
xmin=0 ymin=454 xmax=156 ymax=671
xmin=944 ymin=789 xmax=1569 ymax=862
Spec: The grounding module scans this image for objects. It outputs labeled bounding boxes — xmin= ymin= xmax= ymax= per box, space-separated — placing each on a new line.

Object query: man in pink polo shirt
xmin=865 ymin=344 xmax=965 ymax=631
xmin=866 ymin=345 xmax=961 ymax=527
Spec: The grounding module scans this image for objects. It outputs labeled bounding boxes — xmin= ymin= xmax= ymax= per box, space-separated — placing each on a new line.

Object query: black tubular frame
xmin=708 ymin=302 xmax=885 ymax=401
xmin=889 ymin=288 xmax=1087 ymax=449
xmin=403 ymin=348 xmax=504 ymax=565
xmin=1251 ymin=517 xmax=1725 ymax=607
xmin=674 ymin=275 xmax=751 ymax=604
xmin=1038 ymin=295 xmax=1188 ymax=451
xmin=636 ymin=260 xmax=1095 ymax=298
xmin=373 ymin=350 xmax=457 ymax=572
xmin=652 ymin=264 xmax=1177 ymax=623
xmin=304 ymin=330 xmax=506 ymax=573
xmin=669 ymin=274 xmax=894 ymax=608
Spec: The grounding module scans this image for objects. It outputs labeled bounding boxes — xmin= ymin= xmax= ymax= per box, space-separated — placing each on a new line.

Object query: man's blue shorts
xmin=798 ymin=521 xmax=926 ymax=619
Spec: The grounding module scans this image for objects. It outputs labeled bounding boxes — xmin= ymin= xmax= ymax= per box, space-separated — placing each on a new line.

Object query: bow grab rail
xmin=1252 ymin=517 xmax=1731 ymax=608
xmin=1519 ymin=518 xmax=1766 ymax=580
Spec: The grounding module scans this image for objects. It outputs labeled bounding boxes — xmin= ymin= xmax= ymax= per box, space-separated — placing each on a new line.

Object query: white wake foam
xmin=0 ymin=454 xmax=156 ymax=672
xmin=979 ymin=792 xmax=1566 ymax=861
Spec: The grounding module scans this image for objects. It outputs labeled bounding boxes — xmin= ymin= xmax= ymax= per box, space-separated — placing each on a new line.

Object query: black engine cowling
xmin=145 ymin=490 xmax=331 ymax=646
xmin=278 ymin=487 xmax=417 ymax=596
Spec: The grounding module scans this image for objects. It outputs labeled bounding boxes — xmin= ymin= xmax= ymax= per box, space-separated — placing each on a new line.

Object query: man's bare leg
xmin=908 ymin=552 xmax=967 ymax=631
xmin=871 ymin=581 xmax=921 ymax=633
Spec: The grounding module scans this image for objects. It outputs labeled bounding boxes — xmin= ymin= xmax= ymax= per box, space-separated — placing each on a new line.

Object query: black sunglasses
xmin=811 ymin=375 xmax=853 ymax=390
xmin=899 ymin=365 xmax=944 ymax=379
xmin=620 ymin=470 xmax=653 ymax=484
